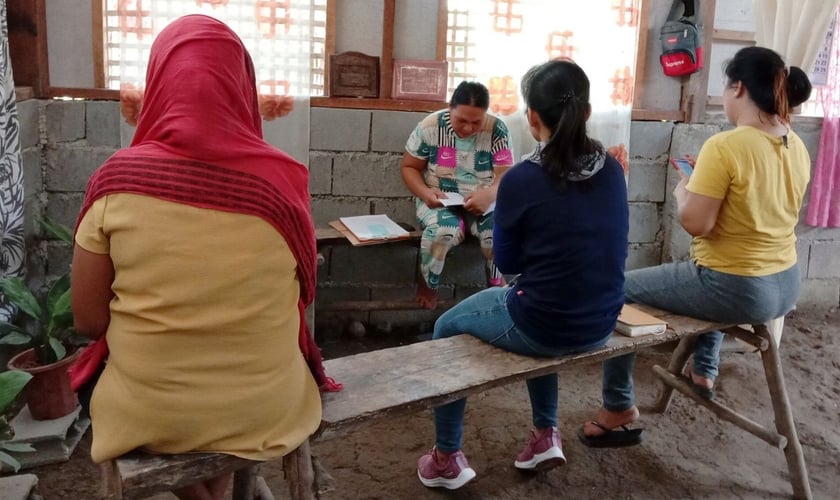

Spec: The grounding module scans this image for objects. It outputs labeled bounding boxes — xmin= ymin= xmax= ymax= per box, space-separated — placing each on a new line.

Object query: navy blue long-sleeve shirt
xmin=493 ymin=155 xmax=629 ymax=349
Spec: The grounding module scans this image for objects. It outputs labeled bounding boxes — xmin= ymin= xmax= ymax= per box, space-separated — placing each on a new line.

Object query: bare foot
xmin=582 ymin=406 xmax=640 ymax=438
xmin=686 ymin=361 xmax=715 ymax=389
xmin=415 ymin=274 xmax=438 ymax=310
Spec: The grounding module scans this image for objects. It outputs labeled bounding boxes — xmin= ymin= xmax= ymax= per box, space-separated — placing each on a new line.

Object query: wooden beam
xmin=436 ymin=0 xmax=448 ymax=61
xmin=631 ymin=108 xmax=685 ymax=122
xmin=311 ymin=96 xmax=445 ymax=112
xmin=92 ymin=0 xmax=106 ymax=88
xmin=46 ymin=87 xmax=119 ymax=100
xmin=713 ymin=29 xmax=755 ymax=43
xmin=324 ymin=0 xmax=336 ymax=95
xmin=685 ymin=0 xmax=717 ymax=123
xmin=380 ymin=0 xmax=395 ymax=99
xmin=632 ymin=0 xmax=651 ymax=109
xmin=7 ymin=0 xmax=49 ymax=97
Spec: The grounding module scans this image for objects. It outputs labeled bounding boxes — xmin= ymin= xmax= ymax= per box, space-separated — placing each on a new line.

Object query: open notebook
xmin=615 ymin=304 xmax=668 ymax=337
xmin=336 ymin=215 xmax=411 ymax=244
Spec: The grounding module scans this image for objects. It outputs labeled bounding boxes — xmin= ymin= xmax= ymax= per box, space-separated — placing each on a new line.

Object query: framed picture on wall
xmin=329 ymin=52 xmax=380 ymax=98
xmin=392 ymin=60 xmax=448 ymax=101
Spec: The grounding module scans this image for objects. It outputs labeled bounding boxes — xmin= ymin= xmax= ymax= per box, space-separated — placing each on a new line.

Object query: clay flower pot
xmin=7 ymin=348 xmax=80 ymax=420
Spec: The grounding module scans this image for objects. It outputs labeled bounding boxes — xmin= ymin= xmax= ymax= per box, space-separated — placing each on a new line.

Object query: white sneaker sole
xmin=514 ymin=446 xmax=567 ymax=471
xmin=417 ymin=467 xmax=476 ymax=489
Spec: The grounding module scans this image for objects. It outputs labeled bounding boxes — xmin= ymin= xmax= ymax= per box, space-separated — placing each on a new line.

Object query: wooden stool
xmin=651 ymin=317 xmax=812 ymax=500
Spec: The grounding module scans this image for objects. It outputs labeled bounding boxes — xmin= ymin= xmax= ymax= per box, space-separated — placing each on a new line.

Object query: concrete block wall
xmin=16 ymin=99 xmax=840 ymax=336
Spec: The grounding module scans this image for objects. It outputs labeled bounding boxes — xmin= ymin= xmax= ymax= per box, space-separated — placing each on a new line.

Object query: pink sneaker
xmin=417 ymin=447 xmax=476 ymax=489
xmin=514 ymin=427 xmax=567 ymax=471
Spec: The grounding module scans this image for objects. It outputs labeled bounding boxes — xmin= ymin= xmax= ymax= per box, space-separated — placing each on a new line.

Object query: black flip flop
xmin=577 ymin=420 xmax=644 ymax=448
xmin=683 ymin=363 xmax=715 ymax=400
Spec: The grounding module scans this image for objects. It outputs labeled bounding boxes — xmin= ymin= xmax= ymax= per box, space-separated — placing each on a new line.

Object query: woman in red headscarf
xmin=70 ymin=14 xmax=332 ymax=499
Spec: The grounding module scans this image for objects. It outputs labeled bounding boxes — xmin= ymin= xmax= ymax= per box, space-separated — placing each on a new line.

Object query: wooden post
xmin=7 ymin=0 xmax=49 ymax=97
xmin=756 ymin=323 xmax=813 ymax=499
xmin=100 ymin=461 xmax=123 ymax=500
xmin=284 ymin=440 xmax=315 ymax=500
xmin=232 ymin=466 xmax=258 ymax=500
xmin=651 ymin=335 xmax=696 ymax=412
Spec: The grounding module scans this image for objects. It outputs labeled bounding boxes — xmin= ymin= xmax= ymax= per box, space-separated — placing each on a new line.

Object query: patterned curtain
xmin=106 ymin=0 xmax=322 ymax=163
xmin=445 ymin=0 xmax=639 ymax=167
xmin=0 ymin=0 xmax=26 ymax=321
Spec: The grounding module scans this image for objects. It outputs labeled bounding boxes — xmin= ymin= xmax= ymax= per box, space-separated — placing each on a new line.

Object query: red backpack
xmin=660 ymin=0 xmax=703 ymax=77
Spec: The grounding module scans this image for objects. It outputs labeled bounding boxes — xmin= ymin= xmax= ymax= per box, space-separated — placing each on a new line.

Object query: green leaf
xmin=46 ymin=274 xmax=71 ymax=317
xmin=0 ymin=321 xmax=31 ymax=338
xmin=47 ymin=286 xmax=73 ymax=335
xmin=0 ymin=442 xmax=35 ymax=453
xmin=0 ymin=331 xmax=32 ymax=345
xmin=49 ymin=337 xmax=66 ymax=361
xmin=0 ymin=370 xmax=32 ymax=412
xmin=0 ymin=449 xmax=22 ymax=472
xmin=38 ymin=216 xmax=74 ymax=246
xmin=0 ymin=277 xmax=42 ymax=321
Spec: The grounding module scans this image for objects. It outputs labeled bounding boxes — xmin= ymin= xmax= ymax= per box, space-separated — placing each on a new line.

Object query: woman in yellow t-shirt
xmin=580 ymin=46 xmax=813 ymax=447
xmin=70 ymin=15 xmax=329 ymax=499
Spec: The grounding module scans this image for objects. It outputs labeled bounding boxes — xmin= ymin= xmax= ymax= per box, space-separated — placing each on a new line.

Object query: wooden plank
xmin=380 ymin=0 xmax=395 ymax=100
xmin=114 ymin=451 xmax=253 ymax=500
xmin=436 ymin=0 xmax=448 ymax=61
xmin=319 ymin=306 xmax=730 ymax=439
xmin=46 ymin=87 xmax=119 ymax=100
xmin=713 ymin=29 xmax=755 ymax=43
xmin=310 ymin=96 xmax=445 ymax=112
xmin=686 ymin=0 xmax=717 ymax=123
xmin=631 ymin=108 xmax=684 ymax=122
xmin=7 ymin=0 xmax=50 ymax=96
xmin=317 ymin=299 xmax=458 ymax=312
xmin=632 ymin=0 xmax=651 ymax=108
xmin=14 ymin=86 xmax=34 ymax=101
xmin=324 ymin=0 xmax=336 ymax=95
xmin=92 ymin=0 xmax=106 ymax=88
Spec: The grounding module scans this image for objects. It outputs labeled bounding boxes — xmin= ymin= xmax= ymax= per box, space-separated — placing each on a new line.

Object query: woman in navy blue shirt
xmin=416 ymin=59 xmax=630 ymax=490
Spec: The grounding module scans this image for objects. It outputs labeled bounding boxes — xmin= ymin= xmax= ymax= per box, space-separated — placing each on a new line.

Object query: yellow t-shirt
xmin=76 ymin=194 xmax=322 ymax=463
xmin=687 ymin=126 xmax=810 ymax=276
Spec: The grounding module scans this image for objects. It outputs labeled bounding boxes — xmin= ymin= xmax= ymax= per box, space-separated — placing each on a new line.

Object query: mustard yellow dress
xmin=75 ymin=194 xmax=322 ymax=463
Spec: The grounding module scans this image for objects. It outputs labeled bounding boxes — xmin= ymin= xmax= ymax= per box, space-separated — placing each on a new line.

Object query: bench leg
xmin=284 ymin=439 xmax=316 ymax=500
xmin=232 ymin=465 xmax=258 ymax=500
xmin=651 ymin=335 xmax=697 ymax=413
xmin=755 ymin=323 xmax=813 ymax=500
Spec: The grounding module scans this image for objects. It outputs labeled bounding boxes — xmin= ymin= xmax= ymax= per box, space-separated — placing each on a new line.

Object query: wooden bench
xmin=99 ymin=306 xmax=812 ymax=499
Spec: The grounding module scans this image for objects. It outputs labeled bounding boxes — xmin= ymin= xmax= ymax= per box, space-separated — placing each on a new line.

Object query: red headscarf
xmin=70 ymin=15 xmax=339 ymax=391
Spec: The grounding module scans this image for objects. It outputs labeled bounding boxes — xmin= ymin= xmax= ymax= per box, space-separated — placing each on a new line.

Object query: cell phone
xmin=670 ymin=158 xmax=694 ymax=176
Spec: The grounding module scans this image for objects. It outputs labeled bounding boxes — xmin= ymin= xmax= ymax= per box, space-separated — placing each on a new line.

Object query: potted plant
xmin=0 ymin=370 xmax=35 ymax=471
xmin=0 ymin=217 xmax=79 ymax=420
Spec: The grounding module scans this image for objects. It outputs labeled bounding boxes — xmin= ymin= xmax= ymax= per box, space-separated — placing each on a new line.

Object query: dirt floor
xmin=22 ymin=306 xmax=840 ymax=499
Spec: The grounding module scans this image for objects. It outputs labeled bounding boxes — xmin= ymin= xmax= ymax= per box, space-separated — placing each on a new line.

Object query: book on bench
xmin=334 ymin=215 xmax=411 ymax=245
xmin=615 ymin=304 xmax=667 ymax=337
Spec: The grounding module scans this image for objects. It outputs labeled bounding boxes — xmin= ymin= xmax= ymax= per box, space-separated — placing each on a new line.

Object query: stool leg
xmin=284 ymin=439 xmax=316 ymax=500
xmin=755 ymin=323 xmax=812 ymax=500
xmin=232 ymin=465 xmax=258 ymax=500
xmin=652 ymin=335 xmax=697 ymax=413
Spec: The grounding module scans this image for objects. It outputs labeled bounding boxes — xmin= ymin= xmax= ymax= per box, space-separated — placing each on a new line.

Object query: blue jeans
xmin=602 ymin=261 xmax=800 ymax=411
xmin=432 ymin=286 xmax=607 ymax=453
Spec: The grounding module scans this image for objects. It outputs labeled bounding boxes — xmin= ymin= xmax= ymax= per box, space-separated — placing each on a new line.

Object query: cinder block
xmin=45 ymin=100 xmax=85 ymax=143
xmin=45 ymin=192 xmax=84 ymax=232
xmin=454 ymin=285 xmax=484 ymax=300
xmin=314 ymin=285 xmax=371 ymax=329
xmin=45 ymin=146 xmax=115 ymax=192
xmin=627 ymin=160 xmax=666 ymax=203
xmin=85 ymin=101 xmax=121 ymax=147
xmin=439 ymin=242 xmax=486 ymax=286
xmin=626 ymin=243 xmax=661 ymax=271
xmin=795 ymin=221 xmax=840 ymax=241
xmin=328 ymin=244 xmax=418 ymax=284
xmin=670 ymin=123 xmax=721 ymax=159
xmin=796 ymin=279 xmax=840 ymax=309
xmin=120 ymin=119 xmax=135 ymax=147
xmin=792 ymin=122 xmax=822 ymax=159
xmin=628 ymin=202 xmax=660 ymax=243
xmin=310 ymin=197 xmax=370 ymax=226
xmin=807 ymin=241 xmax=840 ymax=278
xmin=628 ymin=121 xmax=674 ymax=158
xmin=46 ymin=243 xmax=72 ymax=279
xmin=309 ymin=154 xmax=333 ymax=195
xmin=371 ymin=198 xmax=417 ymax=229
xmin=332 ymin=153 xmax=405 ymax=197
xmin=22 ymin=149 xmax=43 ymax=242
xmin=16 ymin=99 xmax=40 ymax=149
xmin=0 ymin=474 xmax=38 ymax=500
xmin=310 ymin=108 xmax=371 ymax=151
xmin=371 ymin=111 xmax=428 ymax=152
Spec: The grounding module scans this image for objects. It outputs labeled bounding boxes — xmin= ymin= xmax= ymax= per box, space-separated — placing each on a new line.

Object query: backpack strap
xmin=668 ymin=0 xmax=700 ymax=25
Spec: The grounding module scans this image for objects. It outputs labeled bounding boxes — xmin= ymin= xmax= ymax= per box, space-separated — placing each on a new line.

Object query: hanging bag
xmin=660 ymin=0 xmax=703 ymax=77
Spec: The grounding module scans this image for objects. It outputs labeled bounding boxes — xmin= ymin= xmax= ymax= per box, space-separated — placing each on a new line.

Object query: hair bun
xmin=786 ymin=66 xmax=813 ymax=108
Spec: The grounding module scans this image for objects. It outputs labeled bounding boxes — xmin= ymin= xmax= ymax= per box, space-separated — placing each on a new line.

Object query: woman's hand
xmin=464 ymin=186 xmax=495 ymax=215
xmin=422 ymin=187 xmax=446 ymax=208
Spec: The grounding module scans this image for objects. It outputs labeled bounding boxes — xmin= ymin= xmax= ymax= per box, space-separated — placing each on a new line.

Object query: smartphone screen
xmin=670 ymin=158 xmax=694 ymax=176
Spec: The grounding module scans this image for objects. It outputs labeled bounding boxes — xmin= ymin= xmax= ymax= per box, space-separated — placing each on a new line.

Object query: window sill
xmin=311 ymin=97 xmax=445 ymax=112
xmin=15 ymin=87 xmax=34 ymax=101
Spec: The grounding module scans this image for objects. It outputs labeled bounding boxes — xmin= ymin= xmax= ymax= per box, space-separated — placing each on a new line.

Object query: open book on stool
xmin=330 ymin=215 xmax=412 ymax=246
xmin=615 ymin=304 xmax=668 ymax=337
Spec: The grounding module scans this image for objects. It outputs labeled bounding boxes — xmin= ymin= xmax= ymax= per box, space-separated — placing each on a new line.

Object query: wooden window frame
xmin=10 ymin=0 xmax=713 ymax=122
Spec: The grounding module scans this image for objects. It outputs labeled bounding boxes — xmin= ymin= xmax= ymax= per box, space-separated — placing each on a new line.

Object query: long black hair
xmin=522 ymin=60 xmax=599 ymax=183
xmin=724 ymin=46 xmax=812 ymax=123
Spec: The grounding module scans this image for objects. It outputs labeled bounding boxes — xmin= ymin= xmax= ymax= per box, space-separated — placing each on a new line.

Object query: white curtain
xmin=754 ymin=0 xmax=840 ymax=72
xmin=107 ymin=0 xmax=314 ymax=164
xmin=446 ymin=0 xmax=639 ymax=167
